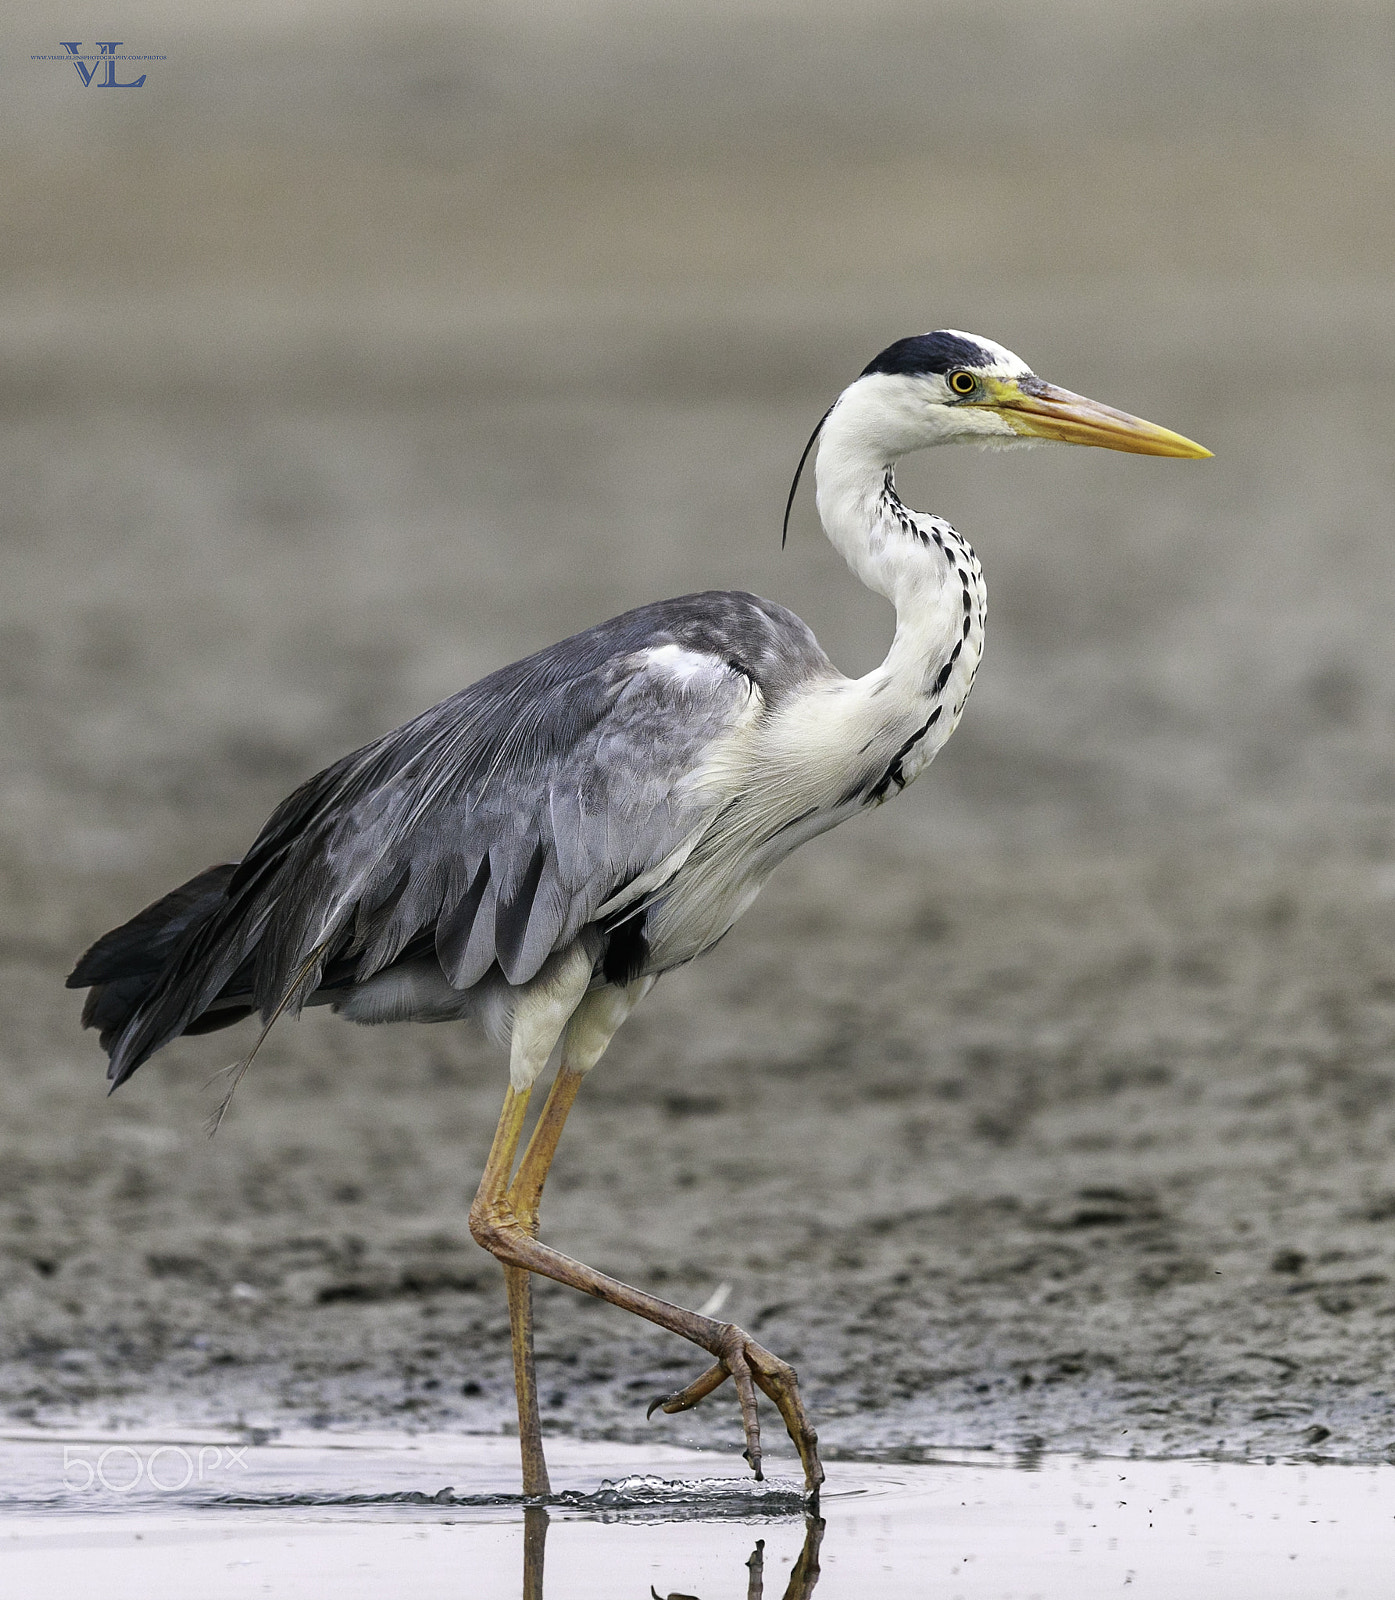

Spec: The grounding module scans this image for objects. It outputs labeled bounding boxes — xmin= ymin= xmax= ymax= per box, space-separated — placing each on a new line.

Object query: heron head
xmin=855 ymin=330 xmax=1212 ymax=458
xmin=784 ymin=330 xmax=1210 ymax=546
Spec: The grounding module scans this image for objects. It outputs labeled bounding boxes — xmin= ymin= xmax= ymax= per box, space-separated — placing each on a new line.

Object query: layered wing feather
xmin=87 ymin=592 xmax=831 ymax=1087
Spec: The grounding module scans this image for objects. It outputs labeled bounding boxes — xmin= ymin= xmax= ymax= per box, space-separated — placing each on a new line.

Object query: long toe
xmin=645 ymin=1325 xmax=823 ymax=1495
xmin=647 ymin=1360 xmax=730 ymax=1418
xmin=746 ymin=1344 xmax=823 ymax=1497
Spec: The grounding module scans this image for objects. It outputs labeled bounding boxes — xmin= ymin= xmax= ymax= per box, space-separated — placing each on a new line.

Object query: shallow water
xmin=1 ymin=1430 xmax=1389 ymax=1598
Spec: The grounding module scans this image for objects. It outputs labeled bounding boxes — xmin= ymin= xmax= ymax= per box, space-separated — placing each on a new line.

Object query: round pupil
xmin=950 ymin=371 xmax=975 ymax=394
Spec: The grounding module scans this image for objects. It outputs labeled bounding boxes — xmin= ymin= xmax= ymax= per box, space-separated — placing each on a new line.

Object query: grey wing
xmin=281 ymin=640 xmax=756 ymax=1002
xmin=97 ymin=590 xmax=829 ymax=1086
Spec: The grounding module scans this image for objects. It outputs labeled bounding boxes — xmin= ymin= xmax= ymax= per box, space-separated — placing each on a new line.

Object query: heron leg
xmin=476 ymin=1079 xmax=552 ymax=1497
xmin=501 ymin=1053 xmax=594 ymax=1500
xmin=470 ymin=983 xmax=824 ymax=1495
xmin=503 ymin=1264 xmax=547 ymax=1495
xmin=477 ymin=978 xmax=640 ymax=1497
xmin=488 ymin=1058 xmax=588 ymax=1500
xmin=479 ymin=944 xmax=598 ymax=1500
xmin=507 ymin=1060 xmax=586 ymax=1234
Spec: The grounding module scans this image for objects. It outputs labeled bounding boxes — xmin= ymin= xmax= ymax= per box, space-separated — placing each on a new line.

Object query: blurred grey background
xmin=4 ymin=0 xmax=1395 ymax=1462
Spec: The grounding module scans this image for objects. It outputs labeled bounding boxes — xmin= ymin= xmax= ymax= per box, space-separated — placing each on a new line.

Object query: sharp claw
xmin=645 ymin=1393 xmax=671 ymax=1421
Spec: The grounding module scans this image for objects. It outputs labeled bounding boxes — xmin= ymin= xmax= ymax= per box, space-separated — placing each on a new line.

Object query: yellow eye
xmin=948 ymin=370 xmax=977 ymax=396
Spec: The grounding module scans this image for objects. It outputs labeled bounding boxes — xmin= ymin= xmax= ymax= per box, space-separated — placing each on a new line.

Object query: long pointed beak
xmin=985 ymin=377 xmax=1212 ymax=458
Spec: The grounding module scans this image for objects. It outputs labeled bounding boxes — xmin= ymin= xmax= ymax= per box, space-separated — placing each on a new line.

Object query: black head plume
xmin=782 ymin=402 xmax=835 ymax=550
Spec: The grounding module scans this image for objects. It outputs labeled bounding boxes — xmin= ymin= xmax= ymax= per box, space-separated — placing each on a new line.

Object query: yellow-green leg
xmin=474 ymin=1080 xmax=553 ymax=1497
xmin=500 ymin=1060 xmax=589 ymax=1498
xmin=470 ymin=980 xmax=824 ymax=1497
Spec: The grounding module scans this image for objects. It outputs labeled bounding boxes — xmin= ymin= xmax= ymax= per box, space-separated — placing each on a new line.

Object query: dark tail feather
xmin=68 ymin=863 xmax=244 ymax=1084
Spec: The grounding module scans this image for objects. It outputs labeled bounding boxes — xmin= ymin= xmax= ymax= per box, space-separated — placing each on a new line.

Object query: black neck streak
xmin=864 ymin=469 xmax=985 ymax=805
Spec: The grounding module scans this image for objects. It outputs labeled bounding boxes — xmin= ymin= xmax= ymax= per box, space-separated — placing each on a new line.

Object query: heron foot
xmin=470 ymin=1189 xmax=824 ymax=1493
xmin=646 ymin=1323 xmax=823 ymax=1496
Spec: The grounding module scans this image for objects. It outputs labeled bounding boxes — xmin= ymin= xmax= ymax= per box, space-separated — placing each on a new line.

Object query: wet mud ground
xmin=4 ymin=0 xmax=1395 ymax=1478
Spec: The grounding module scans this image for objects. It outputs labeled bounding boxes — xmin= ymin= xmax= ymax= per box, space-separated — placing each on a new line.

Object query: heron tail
xmin=66 ymin=862 xmax=255 ymax=1087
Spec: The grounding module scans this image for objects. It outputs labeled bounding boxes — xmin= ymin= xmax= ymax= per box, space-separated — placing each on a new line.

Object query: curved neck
xmin=814 ymin=386 xmax=910 ymax=600
xmin=812 ymin=383 xmax=972 ymax=686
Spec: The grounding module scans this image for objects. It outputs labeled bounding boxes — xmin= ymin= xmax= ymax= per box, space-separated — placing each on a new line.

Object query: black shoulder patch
xmin=861 ymin=331 xmax=992 ymax=379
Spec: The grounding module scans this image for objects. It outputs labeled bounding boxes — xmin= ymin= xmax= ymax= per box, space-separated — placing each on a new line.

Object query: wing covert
xmin=255 ymin=633 xmax=760 ymax=1002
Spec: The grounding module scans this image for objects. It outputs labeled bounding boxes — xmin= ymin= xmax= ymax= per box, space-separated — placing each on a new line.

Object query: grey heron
xmin=68 ymin=330 xmax=1209 ymax=1499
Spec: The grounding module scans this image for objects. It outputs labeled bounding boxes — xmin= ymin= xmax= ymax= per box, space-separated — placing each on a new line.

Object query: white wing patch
xmin=635 ymin=642 xmax=731 ymax=688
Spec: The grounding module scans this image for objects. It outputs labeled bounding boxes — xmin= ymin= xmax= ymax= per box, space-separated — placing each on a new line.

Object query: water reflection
xmin=653 ymin=1518 xmax=823 ymax=1600
xmin=522 ymin=1506 xmax=547 ymax=1600
xmin=520 ymin=1504 xmax=824 ymax=1600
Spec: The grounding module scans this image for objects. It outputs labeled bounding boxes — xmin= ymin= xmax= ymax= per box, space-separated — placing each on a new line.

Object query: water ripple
xmin=210 ymin=1472 xmax=810 ymax=1521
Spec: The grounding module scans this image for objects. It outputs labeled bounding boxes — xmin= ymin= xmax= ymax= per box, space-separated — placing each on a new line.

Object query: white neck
xmin=813 ymin=377 xmax=981 ymax=694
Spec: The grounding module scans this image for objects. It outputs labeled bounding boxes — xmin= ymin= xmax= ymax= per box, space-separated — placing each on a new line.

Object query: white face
xmin=831 ymin=331 xmax=1037 ymax=455
xmin=838 ymin=366 xmax=1034 ymax=456
xmin=902 ymin=332 xmax=1040 ymax=448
